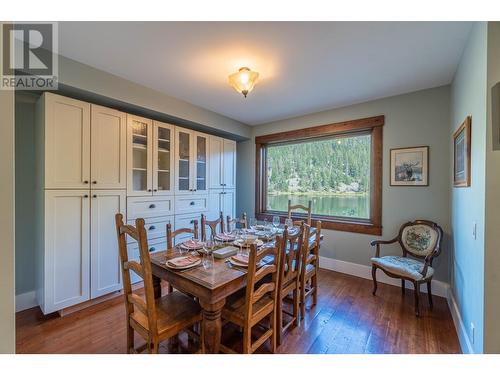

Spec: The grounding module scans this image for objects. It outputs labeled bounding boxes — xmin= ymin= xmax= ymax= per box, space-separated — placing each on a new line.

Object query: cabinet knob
xmin=92 ymin=181 xmax=97 ymax=184
xmin=190 ymin=201 xmax=195 ymax=206
xmin=147 ymin=189 xmax=152 ymax=192
xmin=92 ymin=194 xmax=97 ymax=198
xmin=83 ymin=194 xmax=88 ymax=198
xmin=153 ymin=189 xmax=158 ymax=192
xmin=190 ymin=220 xmax=195 ymax=224
xmin=149 ymin=225 xmax=156 ymax=231
xmin=149 ymin=247 xmax=155 ymax=252
xmin=149 ymin=204 xmax=156 ymax=209
xmin=193 ymin=189 xmax=197 ymax=192
xmin=83 ymin=180 xmax=89 ymax=184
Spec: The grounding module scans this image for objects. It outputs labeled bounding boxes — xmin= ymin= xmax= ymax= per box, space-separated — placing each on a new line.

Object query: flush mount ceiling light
xmin=228 ymin=67 xmax=259 ymax=98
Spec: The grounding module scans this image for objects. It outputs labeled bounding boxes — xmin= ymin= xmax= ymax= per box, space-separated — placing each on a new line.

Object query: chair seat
xmin=130 ymin=291 xmax=202 ymax=338
xmin=222 ymin=290 xmax=274 ymax=326
xmin=371 ymin=256 xmax=434 ymax=281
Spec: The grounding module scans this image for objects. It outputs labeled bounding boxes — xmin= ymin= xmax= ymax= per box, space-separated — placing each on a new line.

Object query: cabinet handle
xmin=149 ymin=247 xmax=155 ymax=252
xmin=92 ymin=194 xmax=97 ymax=198
xmin=149 ymin=204 xmax=156 ymax=209
xmin=92 ymin=181 xmax=97 ymax=184
xmin=153 ymin=189 xmax=158 ymax=192
xmin=149 ymin=225 xmax=156 ymax=231
xmin=190 ymin=220 xmax=195 ymax=224
xmin=190 ymin=201 xmax=195 ymax=206
xmin=83 ymin=194 xmax=89 ymax=198
xmin=193 ymin=189 xmax=197 ymax=192
xmin=83 ymin=180 xmax=89 ymax=184
xmin=147 ymin=189 xmax=152 ymax=192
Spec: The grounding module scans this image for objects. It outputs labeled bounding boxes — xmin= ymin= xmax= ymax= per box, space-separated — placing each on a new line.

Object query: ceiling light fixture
xmin=228 ymin=67 xmax=259 ymax=98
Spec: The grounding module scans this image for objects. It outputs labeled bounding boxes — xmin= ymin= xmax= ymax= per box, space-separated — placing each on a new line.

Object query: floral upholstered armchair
xmin=370 ymin=220 xmax=443 ymax=317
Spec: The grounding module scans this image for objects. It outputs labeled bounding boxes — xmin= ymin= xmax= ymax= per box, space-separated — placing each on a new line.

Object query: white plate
xmin=165 ymin=257 xmax=202 ymax=270
xmin=228 ymin=258 xmax=264 ymax=268
xmin=233 ymin=239 xmax=264 ymax=248
xmin=179 ymin=241 xmax=204 ymax=251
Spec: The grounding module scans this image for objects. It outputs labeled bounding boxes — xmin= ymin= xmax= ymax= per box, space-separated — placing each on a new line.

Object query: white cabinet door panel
xmin=127 ymin=115 xmax=153 ymax=196
xmin=209 ymin=136 xmax=223 ymax=189
xmin=44 ymin=190 xmax=90 ymax=313
xmin=90 ymin=190 xmax=126 ymax=299
xmin=91 ymin=105 xmax=126 ymax=189
xmin=152 ymin=121 xmax=175 ymax=195
xmin=44 ymin=93 xmax=90 ymax=189
xmin=222 ymin=139 xmax=236 ymax=189
xmin=174 ymin=195 xmax=208 ymax=215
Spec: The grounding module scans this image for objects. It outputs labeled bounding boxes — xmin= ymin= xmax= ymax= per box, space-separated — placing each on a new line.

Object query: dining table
xmin=148 ymin=226 xmax=320 ymax=353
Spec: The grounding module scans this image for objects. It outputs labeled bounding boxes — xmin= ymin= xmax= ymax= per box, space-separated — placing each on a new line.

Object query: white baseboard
xmin=16 ymin=290 xmax=38 ymax=312
xmin=319 ymin=256 xmax=449 ymax=298
xmin=446 ymin=289 xmax=474 ymax=354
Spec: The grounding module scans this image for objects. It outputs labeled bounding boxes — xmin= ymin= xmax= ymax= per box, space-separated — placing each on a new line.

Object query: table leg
xmin=199 ymin=299 xmax=226 ymax=354
xmin=152 ymin=275 xmax=162 ymax=299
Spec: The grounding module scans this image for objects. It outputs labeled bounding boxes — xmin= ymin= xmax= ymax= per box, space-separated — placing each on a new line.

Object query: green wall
xmin=237 ymin=85 xmax=452 ymax=282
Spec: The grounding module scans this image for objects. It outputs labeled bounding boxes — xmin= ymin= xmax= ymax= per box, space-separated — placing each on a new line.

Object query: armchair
xmin=370 ymin=220 xmax=443 ymax=317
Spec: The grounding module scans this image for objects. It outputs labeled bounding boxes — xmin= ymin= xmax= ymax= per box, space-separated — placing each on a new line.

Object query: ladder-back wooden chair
xmin=300 ymin=221 xmax=321 ymax=319
xmin=166 ymin=220 xmax=198 ymax=250
xmin=277 ymin=223 xmax=305 ymax=345
xmin=287 ymin=199 xmax=312 ymax=226
xmin=370 ymin=220 xmax=443 ymax=317
xmin=201 ymin=211 xmax=224 ymax=241
xmin=115 ymin=214 xmax=202 ymax=353
xmin=220 ymin=240 xmax=282 ymax=353
xmin=226 ymin=212 xmax=248 ymax=232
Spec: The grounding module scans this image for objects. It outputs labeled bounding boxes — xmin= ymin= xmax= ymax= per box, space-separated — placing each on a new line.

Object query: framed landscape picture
xmin=453 ymin=116 xmax=471 ymax=187
xmin=390 ymin=146 xmax=429 ymax=186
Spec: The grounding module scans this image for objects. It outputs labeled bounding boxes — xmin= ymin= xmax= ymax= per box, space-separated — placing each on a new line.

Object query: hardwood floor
xmin=16 ymin=269 xmax=460 ymax=354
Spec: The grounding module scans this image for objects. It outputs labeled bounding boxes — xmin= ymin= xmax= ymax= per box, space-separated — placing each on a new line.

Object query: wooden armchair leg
xmin=126 ymin=324 xmax=134 ymax=354
xmin=413 ymin=281 xmax=421 ymax=317
xmin=300 ymin=278 xmax=306 ymax=320
xmin=427 ymin=281 xmax=433 ymax=310
xmin=371 ymin=265 xmax=378 ymax=296
xmin=401 ymin=279 xmax=405 ymax=295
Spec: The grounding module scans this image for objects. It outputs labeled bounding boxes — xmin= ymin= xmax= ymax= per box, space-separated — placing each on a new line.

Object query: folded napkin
xmin=167 ymin=255 xmax=199 ymax=268
xmin=181 ymin=239 xmax=203 ymax=249
xmin=215 ymin=233 xmax=236 ymax=241
xmin=231 ymin=253 xmax=249 ymax=265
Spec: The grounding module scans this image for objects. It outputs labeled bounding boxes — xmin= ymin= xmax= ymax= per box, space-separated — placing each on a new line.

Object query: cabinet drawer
xmin=127 ymin=196 xmax=174 ymax=220
xmin=126 ymin=216 xmax=173 ymax=244
xmin=126 ymin=237 xmax=167 ymax=284
xmin=174 ymin=195 xmax=208 ymax=215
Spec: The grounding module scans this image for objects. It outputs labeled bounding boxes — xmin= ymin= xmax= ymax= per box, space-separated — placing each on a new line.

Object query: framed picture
xmin=390 ymin=146 xmax=429 ymax=186
xmin=453 ymin=116 xmax=471 ymax=187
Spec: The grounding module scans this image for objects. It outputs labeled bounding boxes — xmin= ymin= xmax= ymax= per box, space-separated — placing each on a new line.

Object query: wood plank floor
xmin=16 ymin=269 xmax=460 ymax=354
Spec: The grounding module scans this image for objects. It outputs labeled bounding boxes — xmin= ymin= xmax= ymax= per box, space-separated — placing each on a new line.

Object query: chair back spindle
xmin=201 ymin=211 xmax=224 ymax=241
xmin=287 ymin=200 xmax=312 ymax=226
xmin=166 ymin=220 xmax=198 ymax=250
xmin=226 ymin=212 xmax=248 ymax=232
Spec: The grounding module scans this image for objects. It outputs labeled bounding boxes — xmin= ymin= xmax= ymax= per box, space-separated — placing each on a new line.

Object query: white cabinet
xmin=43 ymin=93 xmax=91 ymax=189
xmin=41 ymin=190 xmax=90 ymax=313
xmin=209 ymin=136 xmax=236 ymax=189
xmin=127 ymin=116 xmax=175 ymax=196
xmin=127 ymin=195 xmax=174 ymax=220
xmin=91 ymin=105 xmax=127 ymax=189
xmin=175 ymin=128 xmax=209 ymax=194
xmin=127 ymin=115 xmax=153 ymax=196
xmin=90 ymin=190 xmax=126 ymax=299
xmin=208 ymin=189 xmax=235 ymax=221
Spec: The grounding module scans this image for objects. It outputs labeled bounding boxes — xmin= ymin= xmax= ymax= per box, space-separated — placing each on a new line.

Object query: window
xmin=255 ymin=116 xmax=383 ymax=235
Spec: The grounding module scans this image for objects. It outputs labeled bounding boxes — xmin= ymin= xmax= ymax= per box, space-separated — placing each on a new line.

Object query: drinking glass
xmin=202 ymin=240 xmax=215 ymax=269
xmin=285 ymin=218 xmax=294 ymax=230
xmin=272 ymin=215 xmax=280 ymax=229
xmin=249 ymin=217 xmax=256 ymax=229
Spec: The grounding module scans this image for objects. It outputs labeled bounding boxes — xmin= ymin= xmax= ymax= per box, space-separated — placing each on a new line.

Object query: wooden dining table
xmin=149 ymin=227 xmax=320 ymax=353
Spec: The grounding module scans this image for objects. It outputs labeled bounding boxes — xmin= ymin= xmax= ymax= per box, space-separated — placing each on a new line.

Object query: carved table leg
xmin=152 ymin=275 xmax=162 ymax=299
xmin=199 ymin=299 xmax=226 ymax=354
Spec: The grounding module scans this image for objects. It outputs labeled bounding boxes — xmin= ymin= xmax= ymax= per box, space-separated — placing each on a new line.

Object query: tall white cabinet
xmin=35 ymin=92 xmax=237 ymax=314
xmin=36 ymin=93 xmax=126 ymax=314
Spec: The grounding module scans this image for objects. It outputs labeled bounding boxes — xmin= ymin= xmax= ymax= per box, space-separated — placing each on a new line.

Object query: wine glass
xmin=202 ymin=240 xmax=215 ymax=269
xmin=284 ymin=218 xmax=293 ymax=230
xmin=249 ymin=217 xmax=257 ymax=230
xmin=272 ymin=215 xmax=280 ymax=229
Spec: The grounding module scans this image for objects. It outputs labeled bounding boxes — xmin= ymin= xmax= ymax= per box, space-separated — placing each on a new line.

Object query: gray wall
xmin=237 ymin=86 xmax=451 ymax=282
xmin=449 ymin=22 xmax=487 ymax=354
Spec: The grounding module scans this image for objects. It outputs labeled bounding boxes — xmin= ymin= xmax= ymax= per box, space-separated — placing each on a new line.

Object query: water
xmin=267 ymin=193 xmax=370 ymax=219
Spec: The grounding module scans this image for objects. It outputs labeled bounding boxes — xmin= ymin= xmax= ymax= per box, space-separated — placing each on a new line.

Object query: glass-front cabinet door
xmin=127 ymin=115 xmax=152 ymax=196
xmin=194 ymin=133 xmax=208 ymax=193
xmin=152 ymin=121 xmax=174 ymax=195
xmin=175 ymin=128 xmax=192 ymax=194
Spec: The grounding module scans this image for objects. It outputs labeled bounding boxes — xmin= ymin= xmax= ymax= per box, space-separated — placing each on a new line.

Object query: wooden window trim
xmin=255 ymin=115 xmax=384 ymax=235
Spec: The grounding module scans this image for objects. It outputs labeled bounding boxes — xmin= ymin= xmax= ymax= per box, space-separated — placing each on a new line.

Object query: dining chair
xmin=166 ymin=220 xmax=199 ymax=250
xmin=226 ymin=212 xmax=248 ymax=232
xmin=299 ymin=221 xmax=321 ymax=319
xmin=287 ymin=199 xmax=312 ymax=225
xmin=201 ymin=211 xmax=224 ymax=241
xmin=220 ymin=240 xmax=282 ymax=353
xmin=370 ymin=220 xmax=443 ymax=317
xmin=277 ymin=223 xmax=305 ymax=346
xmin=115 ymin=213 xmax=202 ymax=354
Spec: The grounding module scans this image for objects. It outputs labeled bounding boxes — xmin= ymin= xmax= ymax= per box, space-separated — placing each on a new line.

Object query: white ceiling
xmin=58 ymin=22 xmax=472 ymax=125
